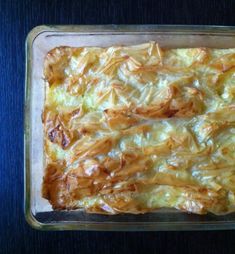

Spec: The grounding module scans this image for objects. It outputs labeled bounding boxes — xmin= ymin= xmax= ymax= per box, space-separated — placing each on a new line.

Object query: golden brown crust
xmin=42 ymin=42 xmax=235 ymax=215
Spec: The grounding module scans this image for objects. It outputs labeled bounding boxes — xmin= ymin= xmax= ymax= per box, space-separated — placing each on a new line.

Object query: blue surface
xmin=0 ymin=0 xmax=235 ymax=253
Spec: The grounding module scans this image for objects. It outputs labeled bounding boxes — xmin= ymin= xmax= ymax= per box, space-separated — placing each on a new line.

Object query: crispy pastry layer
xmin=42 ymin=42 xmax=235 ymax=214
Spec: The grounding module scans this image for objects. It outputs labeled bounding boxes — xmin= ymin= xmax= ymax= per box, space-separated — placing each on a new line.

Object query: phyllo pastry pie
xmin=42 ymin=42 xmax=235 ymax=215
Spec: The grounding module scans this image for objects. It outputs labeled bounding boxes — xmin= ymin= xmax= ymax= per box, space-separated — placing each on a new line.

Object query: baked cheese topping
xmin=42 ymin=42 xmax=235 ymax=215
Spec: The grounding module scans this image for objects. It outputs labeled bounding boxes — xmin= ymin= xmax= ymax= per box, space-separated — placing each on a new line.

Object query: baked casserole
xmin=42 ymin=42 xmax=235 ymax=215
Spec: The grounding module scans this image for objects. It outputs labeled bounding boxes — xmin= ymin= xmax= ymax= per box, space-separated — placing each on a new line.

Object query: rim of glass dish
xmin=24 ymin=25 xmax=235 ymax=231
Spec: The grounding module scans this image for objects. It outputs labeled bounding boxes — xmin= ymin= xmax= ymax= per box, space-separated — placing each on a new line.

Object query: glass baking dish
xmin=24 ymin=25 xmax=235 ymax=231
